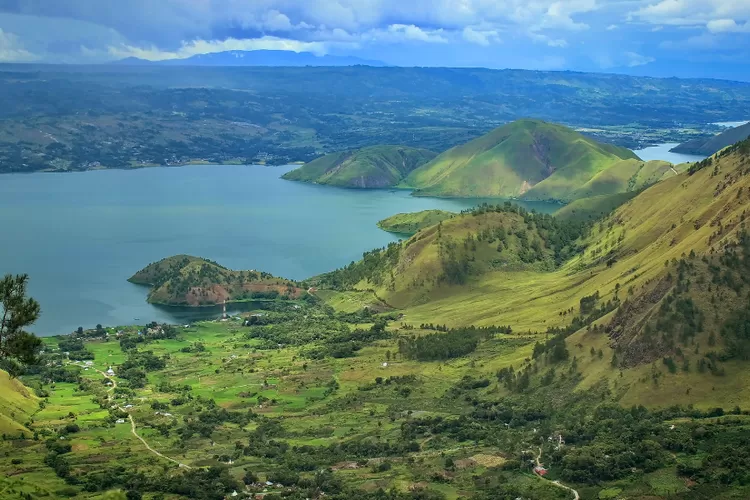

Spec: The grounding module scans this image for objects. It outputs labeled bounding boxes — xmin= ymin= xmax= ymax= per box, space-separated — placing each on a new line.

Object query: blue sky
xmin=0 ymin=0 xmax=749 ymax=80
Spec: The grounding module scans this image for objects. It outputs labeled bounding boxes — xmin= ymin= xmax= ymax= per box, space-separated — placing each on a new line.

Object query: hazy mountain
xmin=115 ymin=50 xmax=387 ymax=67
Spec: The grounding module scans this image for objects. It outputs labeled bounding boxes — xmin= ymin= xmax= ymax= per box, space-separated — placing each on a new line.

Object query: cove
xmin=0 ymin=164 xmax=559 ymax=336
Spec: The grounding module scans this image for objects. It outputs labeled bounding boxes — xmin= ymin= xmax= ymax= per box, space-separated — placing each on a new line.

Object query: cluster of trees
xmin=466 ymin=203 xmax=590 ymax=264
xmin=0 ymin=274 xmax=42 ymax=377
xmin=320 ymin=242 xmax=402 ymax=290
xmin=118 ymin=350 xmax=167 ymax=388
xmin=397 ymin=326 xmax=499 ymax=361
xmin=57 ymin=338 xmax=94 ymax=361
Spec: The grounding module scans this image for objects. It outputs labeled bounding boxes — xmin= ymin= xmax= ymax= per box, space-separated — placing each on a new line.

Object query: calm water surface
xmin=632 ymin=143 xmax=705 ymax=164
xmin=0 ymin=165 xmax=558 ymax=335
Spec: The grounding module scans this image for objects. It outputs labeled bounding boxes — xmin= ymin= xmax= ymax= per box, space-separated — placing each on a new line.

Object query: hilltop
xmin=401 ymin=119 xmax=640 ymax=201
xmin=129 ymin=255 xmax=303 ymax=306
xmin=376 ymin=209 xmax=455 ymax=235
xmin=671 ymin=121 xmax=750 ymax=155
xmin=282 ymin=145 xmax=436 ymax=188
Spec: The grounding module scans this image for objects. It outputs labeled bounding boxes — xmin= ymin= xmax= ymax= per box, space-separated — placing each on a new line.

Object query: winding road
xmin=534 ymin=447 xmax=580 ymax=500
xmin=93 ymin=367 xmax=191 ymax=469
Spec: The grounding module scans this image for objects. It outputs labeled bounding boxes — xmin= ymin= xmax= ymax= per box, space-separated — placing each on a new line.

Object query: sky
xmin=0 ymin=0 xmax=749 ymax=80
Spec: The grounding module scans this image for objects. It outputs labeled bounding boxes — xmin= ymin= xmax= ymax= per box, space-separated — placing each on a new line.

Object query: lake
xmin=632 ymin=143 xmax=705 ymax=164
xmin=0 ymin=165 xmax=557 ymax=336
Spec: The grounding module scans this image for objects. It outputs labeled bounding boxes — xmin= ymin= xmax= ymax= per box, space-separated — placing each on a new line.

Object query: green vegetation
xmin=554 ymin=192 xmax=640 ymax=222
xmin=402 ymin=119 xmax=639 ymax=201
xmin=376 ymin=210 xmax=455 ymax=235
xmin=8 ymin=135 xmax=750 ymax=497
xmin=282 ymin=146 xmax=436 ymax=188
xmin=0 ymin=274 xmax=42 ymax=377
xmin=672 ymin=121 xmax=750 ymax=156
xmin=129 ymin=255 xmax=304 ymax=306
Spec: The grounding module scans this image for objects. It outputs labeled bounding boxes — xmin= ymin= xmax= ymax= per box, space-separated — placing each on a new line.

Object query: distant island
xmin=377 ymin=210 xmax=455 ymax=235
xmin=129 ymin=255 xmax=304 ymax=306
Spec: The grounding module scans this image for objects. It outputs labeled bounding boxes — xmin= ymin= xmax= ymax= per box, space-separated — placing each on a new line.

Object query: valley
xmin=3 ymin=135 xmax=750 ymax=500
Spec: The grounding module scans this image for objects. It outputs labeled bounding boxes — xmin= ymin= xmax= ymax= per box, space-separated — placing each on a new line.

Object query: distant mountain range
xmin=115 ymin=50 xmax=386 ymax=67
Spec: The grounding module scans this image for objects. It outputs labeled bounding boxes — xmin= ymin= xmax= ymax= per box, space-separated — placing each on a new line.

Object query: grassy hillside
xmin=569 ymin=159 xmax=681 ymax=199
xmin=402 ymin=119 xmax=638 ymax=201
xmin=0 ymin=369 xmax=38 ymax=436
xmin=554 ymin=191 xmax=639 ymax=222
xmin=282 ymin=145 xmax=436 ymax=188
xmin=672 ymin=121 xmax=750 ymax=155
xmin=129 ymin=255 xmax=303 ymax=306
xmin=377 ymin=209 xmax=455 ymax=235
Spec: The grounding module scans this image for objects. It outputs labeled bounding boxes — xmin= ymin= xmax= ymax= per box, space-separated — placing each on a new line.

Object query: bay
xmin=0 ymin=165 xmax=558 ymax=336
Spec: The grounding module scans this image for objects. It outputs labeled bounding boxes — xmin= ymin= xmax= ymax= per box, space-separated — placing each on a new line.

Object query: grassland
xmin=282 ymin=146 xmax=436 ymax=188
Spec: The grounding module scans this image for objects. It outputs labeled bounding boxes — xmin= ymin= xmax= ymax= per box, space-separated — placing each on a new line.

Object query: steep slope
xmin=319 ymin=204 xmax=586 ymax=309
xmin=402 ymin=119 xmax=638 ymax=201
xmin=282 ymin=145 xmax=436 ymax=188
xmin=322 ymin=137 xmax=750 ymax=408
xmin=130 ymin=255 xmax=303 ymax=306
xmin=671 ymin=121 xmax=750 ymax=155
xmin=377 ymin=210 xmax=455 ymax=235
xmin=554 ymin=191 xmax=639 ymax=222
xmin=568 ymin=159 xmax=679 ymax=199
xmin=0 ymin=370 xmax=38 ymax=436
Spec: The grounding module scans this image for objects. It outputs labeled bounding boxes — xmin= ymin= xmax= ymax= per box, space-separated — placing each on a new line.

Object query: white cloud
xmin=108 ymin=36 xmax=329 ymax=61
xmin=0 ymin=28 xmax=37 ymax=62
xmin=630 ymin=0 xmax=750 ymax=29
xmin=624 ymin=51 xmax=655 ymax=67
xmin=529 ymin=32 xmax=569 ymax=48
xmin=462 ymin=26 xmax=501 ymax=46
xmin=707 ymin=19 xmax=750 ymax=33
xmin=606 ymin=24 xmax=618 ymax=30
xmin=381 ymin=24 xmax=448 ymax=43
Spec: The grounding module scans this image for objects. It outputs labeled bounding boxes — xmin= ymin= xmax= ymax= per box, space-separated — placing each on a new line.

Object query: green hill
xmin=671 ymin=121 xmax=750 ymax=155
xmin=282 ymin=145 xmax=437 ymax=188
xmin=554 ymin=191 xmax=639 ymax=222
xmin=376 ymin=210 xmax=455 ymax=235
xmin=0 ymin=369 xmax=38 ymax=437
xmin=401 ymin=119 xmax=639 ymax=201
xmin=129 ymin=255 xmax=303 ymax=306
xmin=322 ymin=136 xmax=750 ymax=409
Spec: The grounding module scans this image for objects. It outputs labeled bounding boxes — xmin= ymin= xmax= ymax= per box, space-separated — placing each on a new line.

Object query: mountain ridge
xmin=671 ymin=121 xmax=750 ymax=156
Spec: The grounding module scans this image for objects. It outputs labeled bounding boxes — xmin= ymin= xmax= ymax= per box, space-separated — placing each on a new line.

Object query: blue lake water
xmin=0 ymin=165 xmax=557 ymax=336
xmin=632 ymin=143 xmax=705 ymax=165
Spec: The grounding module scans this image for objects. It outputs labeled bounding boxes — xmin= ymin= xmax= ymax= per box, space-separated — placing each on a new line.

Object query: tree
xmin=0 ymin=274 xmax=42 ymax=376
